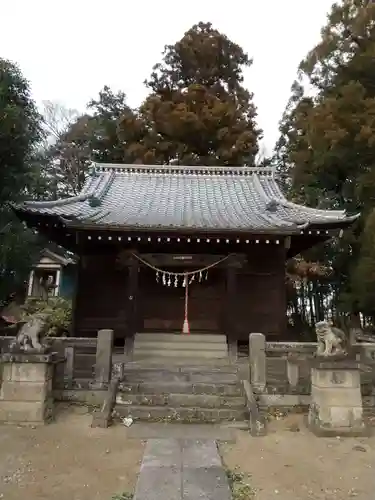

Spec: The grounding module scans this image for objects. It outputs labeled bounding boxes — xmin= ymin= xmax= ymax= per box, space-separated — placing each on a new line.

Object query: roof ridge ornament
xmin=93 ymin=163 xmax=276 ymax=176
xmin=88 ymin=162 xmax=99 ymax=177
xmin=265 ymin=199 xmax=279 ymax=212
xmin=88 ymin=195 xmax=101 ymax=207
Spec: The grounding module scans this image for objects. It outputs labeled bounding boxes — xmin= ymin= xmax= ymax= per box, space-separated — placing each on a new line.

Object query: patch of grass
xmin=111 ymin=493 xmax=133 ymax=500
xmin=225 ymin=467 xmax=255 ymax=499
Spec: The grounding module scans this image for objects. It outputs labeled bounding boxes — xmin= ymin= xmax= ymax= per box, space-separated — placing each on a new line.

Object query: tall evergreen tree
xmin=275 ymin=0 xmax=375 ymax=323
xmin=118 ymin=22 xmax=261 ymax=165
xmin=0 ymin=59 xmax=44 ymax=304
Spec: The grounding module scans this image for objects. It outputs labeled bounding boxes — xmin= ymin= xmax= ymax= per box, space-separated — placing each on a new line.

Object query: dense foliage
xmin=118 ymin=22 xmax=260 ymax=165
xmin=275 ymin=0 xmax=375 ymax=328
xmin=43 ymin=23 xmax=261 ymax=187
xmin=0 ymin=59 xmax=45 ymax=305
xmin=20 ymin=297 xmax=72 ymax=336
xmin=41 ymin=87 xmax=132 ymax=197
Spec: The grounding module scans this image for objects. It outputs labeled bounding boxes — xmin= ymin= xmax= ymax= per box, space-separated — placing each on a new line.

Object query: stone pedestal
xmin=0 ymin=351 xmax=57 ymax=426
xmin=308 ymin=358 xmax=368 ymax=437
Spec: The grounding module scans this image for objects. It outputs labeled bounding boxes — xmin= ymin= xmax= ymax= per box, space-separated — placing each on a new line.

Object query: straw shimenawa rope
xmin=130 ymin=252 xmax=230 ymax=277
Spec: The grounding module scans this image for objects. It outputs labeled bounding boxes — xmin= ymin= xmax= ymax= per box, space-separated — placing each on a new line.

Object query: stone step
xmin=133 ymin=349 xmax=228 ymax=359
xmin=126 ymin=421 xmax=248 ymax=439
xmin=135 ymin=333 xmax=226 ymax=343
xmin=114 ymin=404 xmax=248 ymax=423
xmin=123 ymin=362 xmax=237 ymax=373
xmin=119 ymin=381 xmax=243 ymax=396
xmin=113 ymin=357 xmax=235 ymax=368
xmin=133 ymin=341 xmax=228 ymax=351
xmin=116 ymin=392 xmax=246 ymax=409
xmin=122 ymin=370 xmax=239 ymax=384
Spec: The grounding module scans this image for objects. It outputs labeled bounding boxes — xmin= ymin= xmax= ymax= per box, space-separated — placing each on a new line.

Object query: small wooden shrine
xmin=13 ymin=163 xmax=358 ymax=343
xmin=27 ymin=248 xmax=76 ymax=300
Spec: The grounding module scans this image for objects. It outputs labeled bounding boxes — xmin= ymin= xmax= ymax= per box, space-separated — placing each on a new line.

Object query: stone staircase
xmin=114 ymin=361 xmax=247 ymax=424
xmin=132 ymin=333 xmax=228 ymax=360
xmin=113 ymin=333 xmax=247 ymax=424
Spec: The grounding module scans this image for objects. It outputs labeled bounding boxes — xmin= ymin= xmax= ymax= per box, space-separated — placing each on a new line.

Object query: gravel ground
xmin=0 ymin=404 xmax=145 ymax=500
xmin=220 ymin=413 xmax=375 ymax=500
xmin=2 ymin=404 xmax=375 ymax=500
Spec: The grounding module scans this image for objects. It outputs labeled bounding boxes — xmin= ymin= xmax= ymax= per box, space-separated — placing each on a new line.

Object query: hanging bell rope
xmin=182 ymin=277 xmax=190 ymax=334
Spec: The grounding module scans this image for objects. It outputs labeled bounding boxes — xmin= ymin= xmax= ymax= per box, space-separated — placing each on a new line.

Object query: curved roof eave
xmin=12 ymin=163 xmax=360 ymax=233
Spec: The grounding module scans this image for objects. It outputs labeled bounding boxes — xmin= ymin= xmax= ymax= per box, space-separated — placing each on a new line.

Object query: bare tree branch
xmin=42 ymin=101 xmax=79 ymax=142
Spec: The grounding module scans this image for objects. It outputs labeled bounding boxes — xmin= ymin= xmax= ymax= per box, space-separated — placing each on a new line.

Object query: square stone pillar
xmin=249 ymin=333 xmax=266 ymax=392
xmin=308 ymin=358 xmax=367 ymax=437
xmin=0 ymin=351 xmax=57 ymax=426
xmin=94 ymin=329 xmax=114 ymax=387
xmin=286 ymin=354 xmax=300 ymax=391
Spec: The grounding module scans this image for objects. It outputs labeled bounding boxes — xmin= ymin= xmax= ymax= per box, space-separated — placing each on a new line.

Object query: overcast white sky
xmin=1 ymin=0 xmax=333 ymax=153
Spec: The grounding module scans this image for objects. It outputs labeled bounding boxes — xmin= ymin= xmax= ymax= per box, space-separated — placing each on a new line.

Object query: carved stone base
xmin=0 ymin=352 xmax=57 ymax=426
xmin=307 ymin=359 xmax=369 ymax=437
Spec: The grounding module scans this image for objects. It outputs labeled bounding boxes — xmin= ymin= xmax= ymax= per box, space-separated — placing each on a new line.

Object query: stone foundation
xmin=307 ymin=359 xmax=368 ymax=437
xmin=0 ymin=352 xmax=57 ymax=426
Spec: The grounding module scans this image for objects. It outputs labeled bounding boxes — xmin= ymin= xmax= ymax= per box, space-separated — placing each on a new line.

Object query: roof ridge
xmin=267 ymin=181 xmax=351 ymax=217
xmin=41 ymin=248 xmax=75 ymax=266
xmin=21 ymin=193 xmax=90 ymax=209
xmin=92 ymin=162 xmax=275 ymax=176
xmin=252 ymin=173 xmax=307 ymax=229
xmin=17 ymin=169 xmax=114 ymax=210
xmin=251 ymin=173 xmax=272 ymax=204
xmin=87 ymin=170 xmax=116 ymax=207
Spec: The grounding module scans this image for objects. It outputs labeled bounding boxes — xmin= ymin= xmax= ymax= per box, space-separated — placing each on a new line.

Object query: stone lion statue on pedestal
xmin=315 ymin=321 xmax=348 ymax=357
xmin=10 ymin=315 xmax=48 ymax=353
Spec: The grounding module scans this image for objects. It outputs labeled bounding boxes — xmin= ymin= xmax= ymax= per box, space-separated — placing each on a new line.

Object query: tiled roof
xmin=14 ymin=163 xmax=359 ymax=234
xmin=38 ymin=248 xmax=76 ymax=266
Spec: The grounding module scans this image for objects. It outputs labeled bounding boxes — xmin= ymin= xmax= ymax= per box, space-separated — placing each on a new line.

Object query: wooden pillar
xmin=225 ymin=256 xmax=240 ymax=349
xmin=125 ymin=253 xmax=140 ymax=341
xmin=70 ymin=254 xmax=83 ymax=336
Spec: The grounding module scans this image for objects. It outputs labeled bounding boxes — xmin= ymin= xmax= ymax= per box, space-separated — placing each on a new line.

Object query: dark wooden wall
xmin=233 ymin=245 xmax=286 ymax=338
xmin=74 ymin=253 xmax=128 ymax=340
xmin=73 ymin=245 xmax=286 ymax=341
xmin=139 ymin=266 xmax=224 ymax=332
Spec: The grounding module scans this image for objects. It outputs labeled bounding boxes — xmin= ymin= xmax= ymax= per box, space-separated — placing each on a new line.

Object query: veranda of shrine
xmin=13 ymin=162 xmax=358 ymax=349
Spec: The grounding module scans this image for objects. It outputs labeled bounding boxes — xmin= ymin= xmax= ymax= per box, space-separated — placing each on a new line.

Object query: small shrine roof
xmin=14 ymin=163 xmax=359 ymax=234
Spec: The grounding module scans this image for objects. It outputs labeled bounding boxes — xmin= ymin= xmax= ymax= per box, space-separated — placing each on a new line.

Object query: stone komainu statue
xmin=315 ymin=320 xmax=348 ymax=357
xmin=10 ymin=331 xmax=35 ymax=352
xmin=10 ymin=315 xmax=48 ymax=352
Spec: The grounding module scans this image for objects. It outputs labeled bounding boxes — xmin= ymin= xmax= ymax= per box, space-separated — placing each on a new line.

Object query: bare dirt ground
xmin=220 ymin=413 xmax=375 ymax=500
xmin=0 ymin=404 xmax=145 ymax=500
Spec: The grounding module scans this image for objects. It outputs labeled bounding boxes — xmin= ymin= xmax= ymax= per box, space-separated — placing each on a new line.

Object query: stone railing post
xmin=94 ymin=329 xmax=114 ymax=387
xmin=249 ymin=333 xmax=266 ymax=392
xmin=64 ymin=346 xmax=75 ymax=387
xmin=228 ymin=338 xmax=238 ymax=361
xmin=286 ymin=356 xmax=300 ymax=390
xmin=124 ymin=336 xmax=134 ymax=360
xmin=50 ymin=339 xmax=66 ymax=389
xmin=358 ymin=343 xmax=375 ymax=365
